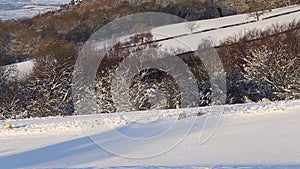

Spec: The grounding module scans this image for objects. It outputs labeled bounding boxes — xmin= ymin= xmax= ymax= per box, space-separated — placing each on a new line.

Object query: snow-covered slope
xmin=1 ymin=5 xmax=300 ymax=168
xmin=153 ymin=4 xmax=300 ymax=38
xmin=2 ymin=60 xmax=34 ymax=79
xmin=152 ymin=5 xmax=300 ymax=50
xmin=1 ymin=100 xmax=300 ymax=168
xmin=6 ymin=5 xmax=300 ymax=77
xmin=0 ymin=0 xmax=70 ymax=20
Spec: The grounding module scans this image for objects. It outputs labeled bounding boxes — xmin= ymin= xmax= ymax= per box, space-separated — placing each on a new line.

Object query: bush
xmin=218 ymin=21 xmax=300 ymax=103
xmin=23 ymin=56 xmax=75 ymax=117
xmin=243 ymin=44 xmax=300 ymax=100
xmin=0 ymin=66 xmax=28 ymax=119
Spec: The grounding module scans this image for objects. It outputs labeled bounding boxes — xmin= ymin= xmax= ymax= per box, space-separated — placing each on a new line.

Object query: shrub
xmin=243 ymin=44 xmax=300 ymax=100
xmin=0 ymin=66 xmax=27 ymax=119
xmin=218 ymin=21 xmax=300 ymax=103
xmin=23 ymin=56 xmax=75 ymax=117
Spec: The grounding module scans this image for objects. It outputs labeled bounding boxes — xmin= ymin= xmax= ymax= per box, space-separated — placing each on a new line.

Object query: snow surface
xmin=1 ymin=5 xmax=300 ymax=168
xmin=1 ymin=60 xmax=34 ymax=79
xmin=153 ymin=5 xmax=300 ymax=37
xmin=152 ymin=5 xmax=300 ymax=50
xmin=0 ymin=100 xmax=300 ymax=168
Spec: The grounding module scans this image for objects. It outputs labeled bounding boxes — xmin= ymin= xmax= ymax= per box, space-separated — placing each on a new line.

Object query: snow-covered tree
xmin=70 ymin=0 xmax=83 ymax=5
xmin=0 ymin=65 xmax=27 ymax=119
xmin=94 ymin=32 xmax=203 ymax=113
xmin=95 ymin=33 xmax=174 ymax=113
xmin=128 ymin=68 xmax=181 ymax=111
xmin=242 ymin=44 xmax=300 ymax=100
xmin=24 ymin=56 xmax=75 ymax=117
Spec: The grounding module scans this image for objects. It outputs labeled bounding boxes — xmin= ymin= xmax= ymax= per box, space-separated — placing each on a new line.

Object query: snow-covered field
xmin=1 ymin=100 xmax=300 ymax=168
xmin=0 ymin=0 xmax=69 ymax=20
xmin=153 ymin=5 xmax=300 ymax=50
xmin=1 ymin=3 xmax=300 ymax=169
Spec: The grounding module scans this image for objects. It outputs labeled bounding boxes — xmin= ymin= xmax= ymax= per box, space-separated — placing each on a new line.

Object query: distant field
xmin=0 ymin=0 xmax=69 ymax=20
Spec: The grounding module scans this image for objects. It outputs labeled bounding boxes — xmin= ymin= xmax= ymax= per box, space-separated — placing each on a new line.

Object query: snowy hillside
xmin=1 ymin=3 xmax=299 ymax=169
xmin=0 ymin=0 xmax=70 ymax=20
xmin=1 ymin=100 xmax=300 ymax=168
xmin=7 ymin=5 xmax=300 ymax=77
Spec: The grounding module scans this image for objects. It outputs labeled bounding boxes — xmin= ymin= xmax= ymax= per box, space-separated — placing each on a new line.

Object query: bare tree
xmin=185 ymin=21 xmax=201 ymax=34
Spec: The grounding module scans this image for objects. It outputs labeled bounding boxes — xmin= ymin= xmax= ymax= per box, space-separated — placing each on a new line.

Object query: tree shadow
xmin=0 ymin=120 xmax=175 ymax=168
xmin=0 ymin=134 xmax=112 ymax=168
xmin=0 ymin=118 xmax=200 ymax=168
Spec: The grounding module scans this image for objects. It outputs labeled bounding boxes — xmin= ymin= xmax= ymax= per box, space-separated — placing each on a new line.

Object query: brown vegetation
xmin=4 ymin=0 xmax=288 ymax=65
xmin=0 ymin=1 xmax=299 ymax=118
